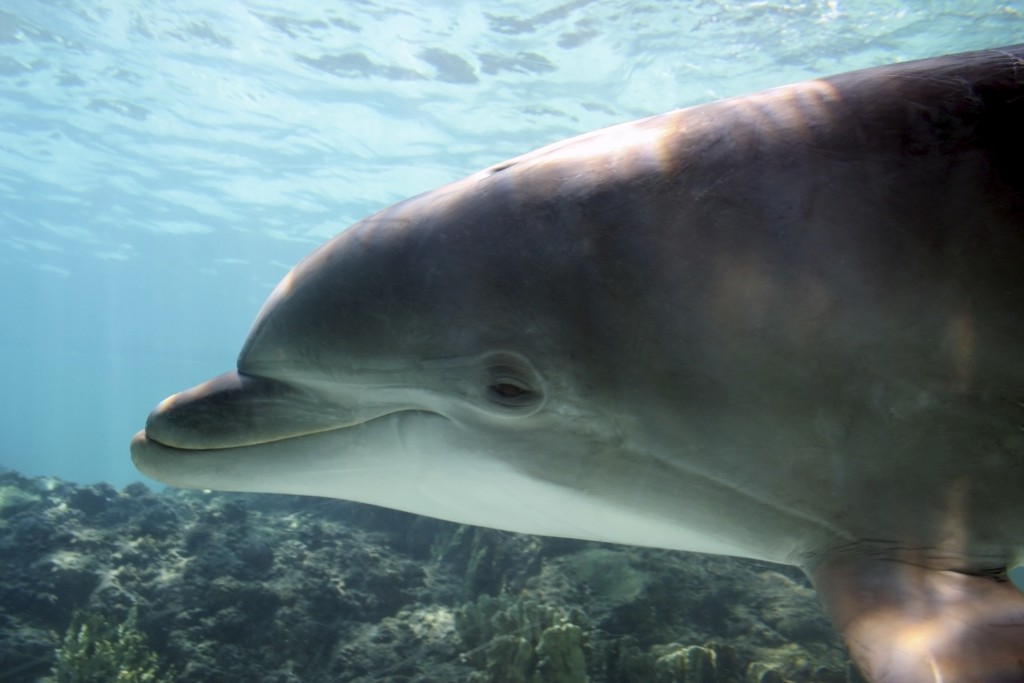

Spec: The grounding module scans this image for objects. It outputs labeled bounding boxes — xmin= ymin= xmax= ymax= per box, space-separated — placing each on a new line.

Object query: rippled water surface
xmin=0 ymin=1 xmax=1020 ymax=484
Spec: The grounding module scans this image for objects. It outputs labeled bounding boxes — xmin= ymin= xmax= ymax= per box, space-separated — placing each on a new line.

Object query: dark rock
xmin=67 ymin=483 xmax=116 ymax=515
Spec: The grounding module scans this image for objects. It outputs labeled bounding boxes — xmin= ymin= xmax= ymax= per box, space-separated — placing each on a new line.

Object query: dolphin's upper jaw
xmin=139 ymin=371 xmax=327 ymax=451
xmin=137 ymin=369 xmax=420 ymax=454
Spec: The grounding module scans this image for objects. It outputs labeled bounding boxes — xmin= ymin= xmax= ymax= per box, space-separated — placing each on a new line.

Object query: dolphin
xmin=132 ymin=45 xmax=1024 ymax=682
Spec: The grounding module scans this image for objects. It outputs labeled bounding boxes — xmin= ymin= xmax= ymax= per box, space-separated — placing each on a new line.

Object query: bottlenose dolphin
xmin=132 ymin=45 xmax=1024 ymax=682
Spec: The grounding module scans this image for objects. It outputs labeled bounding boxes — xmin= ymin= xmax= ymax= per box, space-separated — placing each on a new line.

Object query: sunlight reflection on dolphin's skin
xmin=815 ymin=550 xmax=1024 ymax=682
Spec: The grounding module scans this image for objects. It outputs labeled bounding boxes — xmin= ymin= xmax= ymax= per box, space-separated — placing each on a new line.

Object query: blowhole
xmin=487 ymin=161 xmax=515 ymax=175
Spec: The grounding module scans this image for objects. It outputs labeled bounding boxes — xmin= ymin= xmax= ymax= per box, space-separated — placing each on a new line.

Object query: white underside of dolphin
xmin=132 ymin=45 xmax=1024 ymax=682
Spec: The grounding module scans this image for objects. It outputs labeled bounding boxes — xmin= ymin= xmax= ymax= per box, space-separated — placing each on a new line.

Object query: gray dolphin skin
xmin=132 ymin=45 xmax=1024 ymax=681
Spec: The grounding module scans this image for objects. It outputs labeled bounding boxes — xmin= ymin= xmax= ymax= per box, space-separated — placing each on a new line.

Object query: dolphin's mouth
xmin=129 ymin=423 xmax=347 ymax=484
xmin=128 ymin=421 xmax=381 ymax=492
xmin=131 ymin=423 xmax=340 ymax=456
xmin=130 ymin=370 xmax=355 ymax=486
xmin=130 ymin=370 xmax=438 ymax=492
xmin=138 ymin=370 xmax=402 ymax=452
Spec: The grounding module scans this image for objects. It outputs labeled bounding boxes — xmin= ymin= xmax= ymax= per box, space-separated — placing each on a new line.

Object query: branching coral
xmin=52 ymin=606 xmax=173 ymax=683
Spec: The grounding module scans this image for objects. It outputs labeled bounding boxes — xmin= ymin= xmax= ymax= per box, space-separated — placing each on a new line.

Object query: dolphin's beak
xmin=129 ymin=370 xmax=429 ymax=491
xmin=129 ymin=370 xmax=443 ymax=498
xmin=130 ymin=370 xmax=352 ymax=488
xmin=138 ymin=371 xmax=347 ymax=451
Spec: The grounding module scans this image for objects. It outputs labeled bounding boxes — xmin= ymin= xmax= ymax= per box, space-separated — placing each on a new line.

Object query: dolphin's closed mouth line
xmin=141 ymin=422 xmax=349 ymax=453
xmin=143 ymin=408 xmax=437 ymax=453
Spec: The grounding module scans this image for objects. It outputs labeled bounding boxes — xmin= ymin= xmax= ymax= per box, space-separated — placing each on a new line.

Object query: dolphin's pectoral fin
xmin=811 ymin=553 xmax=1024 ymax=683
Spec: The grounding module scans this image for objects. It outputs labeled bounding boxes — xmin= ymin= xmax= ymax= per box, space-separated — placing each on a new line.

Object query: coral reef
xmin=52 ymin=606 xmax=173 ymax=683
xmin=455 ymin=595 xmax=588 ymax=682
xmin=0 ymin=470 xmax=859 ymax=682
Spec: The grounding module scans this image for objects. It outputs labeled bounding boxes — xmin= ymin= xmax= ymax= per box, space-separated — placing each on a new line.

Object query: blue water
xmin=0 ymin=1 xmax=1020 ymax=487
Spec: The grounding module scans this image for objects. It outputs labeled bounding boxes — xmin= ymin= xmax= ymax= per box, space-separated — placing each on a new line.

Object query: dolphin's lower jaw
xmin=131 ymin=421 xmax=764 ymax=561
xmin=131 ymin=427 xmax=341 ymax=493
xmin=130 ymin=408 xmax=439 ymax=497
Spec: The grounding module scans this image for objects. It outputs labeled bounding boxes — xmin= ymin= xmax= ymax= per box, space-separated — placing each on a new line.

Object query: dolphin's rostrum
xmin=132 ymin=45 xmax=1024 ymax=682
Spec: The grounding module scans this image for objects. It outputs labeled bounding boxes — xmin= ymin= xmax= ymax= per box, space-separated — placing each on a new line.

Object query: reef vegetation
xmin=0 ymin=470 xmax=863 ymax=682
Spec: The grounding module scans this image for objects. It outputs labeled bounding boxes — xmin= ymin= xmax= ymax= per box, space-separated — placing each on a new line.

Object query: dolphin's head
xmin=131 ymin=161 xmax=676 ymax=544
xmin=131 ymin=124 xmax=802 ymax=558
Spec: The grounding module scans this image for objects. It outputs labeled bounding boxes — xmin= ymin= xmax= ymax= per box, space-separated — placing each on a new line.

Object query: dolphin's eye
xmin=487 ymin=379 xmax=536 ymax=406
xmin=491 ymin=382 xmax=526 ymax=398
xmin=479 ymin=352 xmax=545 ymax=411
xmin=486 ymin=374 xmax=540 ymax=408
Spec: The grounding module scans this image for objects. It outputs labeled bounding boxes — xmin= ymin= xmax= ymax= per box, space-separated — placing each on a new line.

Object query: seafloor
xmin=0 ymin=470 xmax=864 ymax=682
